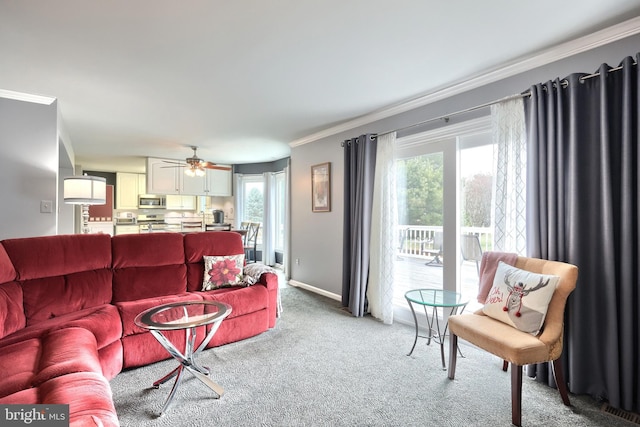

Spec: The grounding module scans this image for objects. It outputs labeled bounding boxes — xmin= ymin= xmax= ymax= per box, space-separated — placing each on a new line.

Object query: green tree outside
xmin=397 ymin=155 xmax=493 ymax=228
xmin=397 ymin=154 xmax=444 ymax=226
xmin=462 ymin=173 xmax=492 ymax=227
xmin=246 ymin=187 xmax=263 ymax=222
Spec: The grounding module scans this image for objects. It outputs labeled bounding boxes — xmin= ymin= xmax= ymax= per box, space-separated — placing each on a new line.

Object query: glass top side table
xmin=134 ymin=300 xmax=231 ymax=416
xmin=405 ymin=288 xmax=468 ymax=370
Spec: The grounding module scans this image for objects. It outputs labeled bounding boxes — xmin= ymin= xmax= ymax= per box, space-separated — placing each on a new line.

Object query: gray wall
xmin=58 ymin=138 xmax=76 ymax=235
xmin=289 ymin=32 xmax=640 ymax=297
xmin=290 ymin=141 xmax=344 ymax=294
xmin=235 ymin=157 xmax=289 ymax=174
xmin=0 ymin=97 xmax=59 ymax=239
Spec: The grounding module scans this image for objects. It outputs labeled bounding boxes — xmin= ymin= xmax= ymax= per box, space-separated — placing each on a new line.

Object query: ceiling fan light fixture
xmin=164 ymin=146 xmax=231 ymax=175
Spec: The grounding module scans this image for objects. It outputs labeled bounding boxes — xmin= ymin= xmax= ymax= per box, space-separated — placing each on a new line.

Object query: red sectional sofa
xmin=0 ymin=231 xmax=279 ymax=426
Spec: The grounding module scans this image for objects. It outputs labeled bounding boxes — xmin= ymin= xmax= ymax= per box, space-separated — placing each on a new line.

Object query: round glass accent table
xmin=134 ymin=300 xmax=231 ymax=416
xmin=405 ymin=289 xmax=468 ymax=370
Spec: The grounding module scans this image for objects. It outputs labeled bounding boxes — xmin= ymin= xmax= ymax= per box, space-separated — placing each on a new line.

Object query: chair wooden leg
xmin=552 ymin=358 xmax=571 ymax=406
xmin=511 ymin=364 xmax=522 ymax=427
xmin=447 ymin=333 xmax=458 ymax=380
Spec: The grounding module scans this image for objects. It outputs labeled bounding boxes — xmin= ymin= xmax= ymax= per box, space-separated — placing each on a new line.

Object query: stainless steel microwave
xmin=138 ymin=195 xmax=166 ymax=209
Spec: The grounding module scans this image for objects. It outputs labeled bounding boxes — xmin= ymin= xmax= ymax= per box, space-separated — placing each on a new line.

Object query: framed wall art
xmin=311 ymin=162 xmax=331 ymax=212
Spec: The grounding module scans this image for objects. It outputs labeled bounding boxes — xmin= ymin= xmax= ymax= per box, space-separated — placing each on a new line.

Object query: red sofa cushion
xmin=112 ymin=233 xmax=185 ymax=268
xmin=0 ymin=372 xmax=119 ymax=427
xmin=117 ymin=293 xmax=206 ymax=368
xmin=39 ymin=372 xmax=120 ymax=427
xmin=0 ymin=387 xmax=38 ymax=404
xmin=0 ymin=304 xmax=122 ymax=354
xmin=0 ymin=244 xmax=16 ymax=283
xmin=34 ymin=328 xmax=102 ymax=386
xmin=22 ymin=269 xmax=113 ymax=326
xmin=0 ymin=337 xmax=40 ymax=399
xmin=112 ymin=233 xmax=187 ymax=302
xmin=3 ymin=234 xmax=111 ymax=280
xmin=200 ymin=285 xmax=268 ymax=318
xmin=0 ymin=245 xmax=21 ymax=339
xmin=0 ymin=282 xmax=25 ymax=340
xmin=0 ymin=327 xmax=101 ymax=399
xmin=184 ymin=231 xmax=244 ymax=292
xmin=116 ymin=292 xmax=203 ymax=338
xmin=209 ymin=309 xmax=269 ymax=348
xmin=2 ymin=234 xmax=113 ymax=325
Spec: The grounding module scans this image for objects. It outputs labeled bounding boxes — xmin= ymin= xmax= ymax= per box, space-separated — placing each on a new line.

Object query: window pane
xmin=459 ymin=139 xmax=494 ymax=312
xmin=242 ymin=178 xmax=264 ymax=245
xmin=243 ymin=181 xmax=263 ymax=222
xmin=394 ymin=151 xmax=444 ymax=308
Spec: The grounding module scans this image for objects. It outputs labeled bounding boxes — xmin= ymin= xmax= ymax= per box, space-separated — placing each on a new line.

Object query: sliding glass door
xmin=393 ymin=136 xmax=456 ymax=314
xmin=394 ymin=150 xmax=444 ymax=307
xmin=393 ymin=118 xmax=494 ymax=318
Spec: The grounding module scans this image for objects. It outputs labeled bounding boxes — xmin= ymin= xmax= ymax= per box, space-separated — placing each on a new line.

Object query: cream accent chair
xmin=447 ymin=256 xmax=578 ymax=427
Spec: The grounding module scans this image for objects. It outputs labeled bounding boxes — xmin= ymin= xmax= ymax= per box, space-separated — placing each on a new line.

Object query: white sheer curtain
xmin=262 ymin=172 xmax=276 ymax=266
xmin=282 ymin=164 xmax=291 ymax=280
xmin=367 ymin=132 xmax=397 ymax=324
xmin=491 ymin=97 xmax=527 ymax=254
xmin=233 ymin=173 xmax=244 ymax=230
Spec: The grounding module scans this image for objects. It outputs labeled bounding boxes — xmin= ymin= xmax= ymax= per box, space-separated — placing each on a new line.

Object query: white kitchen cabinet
xmin=196 ymin=195 xmax=211 ymax=213
xmin=146 ymin=157 xmax=183 ymax=195
xmin=166 ymin=194 xmax=196 ymax=210
xmin=116 ymin=172 xmax=140 ymax=209
xmin=205 ymin=167 xmax=232 ymax=196
xmin=181 ymin=195 xmax=196 ymax=210
xmin=117 ymin=172 xmax=146 ymax=208
xmin=138 ymin=173 xmax=147 ymax=195
xmin=146 ymin=157 xmax=232 ymax=197
xmin=181 ymin=174 xmax=205 ymax=196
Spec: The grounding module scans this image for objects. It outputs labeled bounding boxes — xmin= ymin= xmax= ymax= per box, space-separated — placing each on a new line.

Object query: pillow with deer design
xmin=482 ymin=261 xmax=560 ymax=335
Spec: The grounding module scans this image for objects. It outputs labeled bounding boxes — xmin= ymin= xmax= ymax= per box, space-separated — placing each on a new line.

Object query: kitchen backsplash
xmin=113 ymin=197 xmax=235 ymax=224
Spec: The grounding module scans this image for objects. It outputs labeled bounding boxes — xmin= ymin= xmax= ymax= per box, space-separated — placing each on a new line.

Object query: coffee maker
xmin=212 ymin=209 xmax=224 ymax=224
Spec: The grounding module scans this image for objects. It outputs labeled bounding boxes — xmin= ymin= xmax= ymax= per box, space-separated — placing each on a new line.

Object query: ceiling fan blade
xmin=202 ymin=162 xmax=231 ymax=171
xmin=160 ymin=164 xmax=186 ymax=168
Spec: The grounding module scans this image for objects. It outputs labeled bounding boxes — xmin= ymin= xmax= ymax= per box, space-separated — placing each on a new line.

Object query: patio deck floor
xmin=393 ymin=253 xmax=483 ymax=313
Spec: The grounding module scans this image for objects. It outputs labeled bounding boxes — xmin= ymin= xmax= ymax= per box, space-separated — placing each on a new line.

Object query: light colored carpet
xmin=110 ymin=286 xmax=633 ymax=426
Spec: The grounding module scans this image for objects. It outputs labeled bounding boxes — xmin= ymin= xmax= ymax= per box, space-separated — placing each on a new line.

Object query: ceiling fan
xmin=162 ymin=146 xmax=231 ymax=177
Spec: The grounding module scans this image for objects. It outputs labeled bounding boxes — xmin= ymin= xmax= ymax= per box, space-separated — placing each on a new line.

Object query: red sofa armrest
xmin=258 ymin=271 xmax=279 ymax=291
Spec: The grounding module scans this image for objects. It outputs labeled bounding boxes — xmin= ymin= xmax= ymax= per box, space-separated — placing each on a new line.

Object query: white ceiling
xmin=1 ymin=1 xmax=639 ymax=173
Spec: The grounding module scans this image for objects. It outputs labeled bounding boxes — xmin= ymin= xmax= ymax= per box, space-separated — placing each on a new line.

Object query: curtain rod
xmin=375 ymin=92 xmax=526 ymax=138
xmin=578 ymin=60 xmax=636 ymax=82
xmin=375 ymin=59 xmax=637 ymax=138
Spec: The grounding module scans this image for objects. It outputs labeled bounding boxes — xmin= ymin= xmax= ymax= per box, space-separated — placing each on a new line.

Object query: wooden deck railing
xmin=397 ymin=225 xmax=493 ymax=258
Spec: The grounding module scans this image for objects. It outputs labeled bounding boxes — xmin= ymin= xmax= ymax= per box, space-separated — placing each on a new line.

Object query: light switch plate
xmin=40 ymin=200 xmax=53 ymax=213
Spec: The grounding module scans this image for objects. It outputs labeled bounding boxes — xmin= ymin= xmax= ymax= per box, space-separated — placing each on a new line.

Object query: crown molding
xmin=0 ymin=89 xmax=56 ymax=105
xmin=289 ymin=16 xmax=640 ymax=148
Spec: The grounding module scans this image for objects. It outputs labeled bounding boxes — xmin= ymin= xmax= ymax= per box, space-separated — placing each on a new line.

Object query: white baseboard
xmin=286 ymin=281 xmax=449 ymax=338
xmin=287 ymin=280 xmax=341 ymax=302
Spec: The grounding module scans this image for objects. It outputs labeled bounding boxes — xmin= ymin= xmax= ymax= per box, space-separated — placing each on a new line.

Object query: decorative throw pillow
xmin=482 ymin=261 xmax=559 ymax=335
xmin=202 ymin=254 xmax=245 ymax=290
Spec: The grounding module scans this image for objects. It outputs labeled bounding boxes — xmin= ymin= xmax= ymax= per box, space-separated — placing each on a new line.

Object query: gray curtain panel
xmin=524 ymin=54 xmax=640 ymax=413
xmin=342 ymin=134 xmax=377 ymax=317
